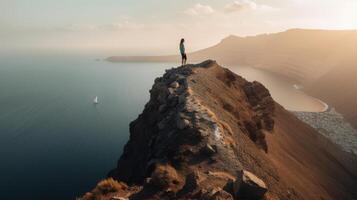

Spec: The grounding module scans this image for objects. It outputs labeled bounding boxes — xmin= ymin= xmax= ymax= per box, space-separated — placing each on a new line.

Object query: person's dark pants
xmin=181 ymin=53 xmax=187 ymax=65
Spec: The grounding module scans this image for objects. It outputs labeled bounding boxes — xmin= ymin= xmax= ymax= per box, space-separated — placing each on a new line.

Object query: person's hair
xmin=180 ymin=38 xmax=185 ymax=44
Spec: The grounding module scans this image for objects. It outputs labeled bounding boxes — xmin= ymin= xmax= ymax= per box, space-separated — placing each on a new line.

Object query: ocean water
xmin=0 ymin=54 xmax=325 ymax=200
xmin=0 ymin=54 xmax=171 ymax=200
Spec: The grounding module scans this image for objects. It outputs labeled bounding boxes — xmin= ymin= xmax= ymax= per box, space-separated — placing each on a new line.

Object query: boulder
xmin=159 ymin=104 xmax=167 ymax=113
xmin=197 ymin=187 xmax=233 ymax=200
xmin=110 ymin=197 xmax=128 ymax=200
xmin=168 ymin=87 xmax=175 ymax=95
xmin=157 ymin=93 xmax=167 ymax=104
xmin=182 ymin=170 xmax=202 ymax=192
xmin=210 ymin=190 xmax=234 ymax=200
xmin=201 ymin=144 xmax=217 ymax=156
xmin=233 ymin=170 xmax=267 ymax=200
xmin=177 ymin=118 xmax=190 ymax=130
xmin=170 ymin=81 xmax=180 ymax=88
xmin=178 ymin=94 xmax=186 ymax=105
xmin=158 ymin=120 xmax=166 ymax=130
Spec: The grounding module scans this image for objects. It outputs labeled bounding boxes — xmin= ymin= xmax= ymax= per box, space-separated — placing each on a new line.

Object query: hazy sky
xmin=1 ymin=0 xmax=357 ymax=55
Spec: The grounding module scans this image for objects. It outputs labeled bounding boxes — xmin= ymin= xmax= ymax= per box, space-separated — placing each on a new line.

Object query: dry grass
xmin=96 ymin=178 xmax=127 ymax=194
xmin=78 ymin=178 xmax=128 ymax=200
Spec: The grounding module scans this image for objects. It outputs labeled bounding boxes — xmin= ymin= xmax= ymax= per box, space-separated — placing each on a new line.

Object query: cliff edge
xmin=80 ymin=61 xmax=357 ymax=200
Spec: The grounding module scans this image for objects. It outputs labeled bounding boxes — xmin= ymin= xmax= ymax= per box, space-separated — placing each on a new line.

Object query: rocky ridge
xmin=81 ymin=60 xmax=281 ymax=200
xmin=80 ymin=60 xmax=357 ymax=200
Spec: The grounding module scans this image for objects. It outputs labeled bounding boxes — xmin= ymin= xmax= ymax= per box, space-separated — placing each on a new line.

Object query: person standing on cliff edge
xmin=180 ymin=38 xmax=187 ymax=66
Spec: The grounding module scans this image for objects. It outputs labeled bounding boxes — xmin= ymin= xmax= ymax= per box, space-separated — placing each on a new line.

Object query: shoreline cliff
xmin=79 ymin=61 xmax=357 ymax=200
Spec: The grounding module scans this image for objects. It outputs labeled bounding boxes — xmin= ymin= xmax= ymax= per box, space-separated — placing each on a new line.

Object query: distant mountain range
xmin=107 ymin=29 xmax=357 ymax=128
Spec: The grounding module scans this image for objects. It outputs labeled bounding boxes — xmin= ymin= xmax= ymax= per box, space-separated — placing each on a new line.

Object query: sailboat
xmin=93 ymin=96 xmax=99 ymax=104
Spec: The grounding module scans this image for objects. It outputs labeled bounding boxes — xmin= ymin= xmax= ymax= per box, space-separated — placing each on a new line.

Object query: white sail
xmin=94 ymin=96 xmax=98 ymax=104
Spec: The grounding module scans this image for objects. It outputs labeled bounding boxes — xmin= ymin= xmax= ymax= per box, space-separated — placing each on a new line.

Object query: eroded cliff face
xmin=80 ymin=61 xmax=357 ymax=200
xmin=110 ymin=59 xmax=276 ymax=182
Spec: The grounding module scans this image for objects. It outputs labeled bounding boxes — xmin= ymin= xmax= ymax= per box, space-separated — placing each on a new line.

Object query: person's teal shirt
xmin=180 ymin=43 xmax=185 ymax=54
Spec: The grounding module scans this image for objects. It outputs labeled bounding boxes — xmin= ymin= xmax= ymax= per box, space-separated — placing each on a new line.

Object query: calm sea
xmin=0 ymin=53 xmax=324 ymax=200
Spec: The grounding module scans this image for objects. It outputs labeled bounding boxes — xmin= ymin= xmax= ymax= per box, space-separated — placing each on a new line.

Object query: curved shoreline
xmin=314 ymin=98 xmax=329 ymax=112
xmin=291 ymin=84 xmax=329 ymax=113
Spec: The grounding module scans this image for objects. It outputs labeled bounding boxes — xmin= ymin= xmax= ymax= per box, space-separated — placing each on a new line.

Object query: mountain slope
xmin=80 ymin=61 xmax=357 ymax=200
xmin=107 ymin=29 xmax=357 ymax=128
xmin=305 ymin=63 xmax=357 ymax=127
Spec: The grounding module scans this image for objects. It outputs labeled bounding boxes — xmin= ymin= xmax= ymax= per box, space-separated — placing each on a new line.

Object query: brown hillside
xmin=107 ymin=29 xmax=357 ymax=128
xmin=80 ymin=61 xmax=357 ymax=200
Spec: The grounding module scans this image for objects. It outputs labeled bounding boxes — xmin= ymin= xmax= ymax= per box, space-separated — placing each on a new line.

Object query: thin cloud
xmin=55 ymin=21 xmax=144 ymax=32
xmin=224 ymin=0 xmax=276 ymax=13
xmin=99 ymin=21 xmax=144 ymax=31
xmin=184 ymin=3 xmax=216 ymax=16
xmin=184 ymin=1 xmax=276 ymax=18
xmin=55 ymin=24 xmax=97 ymax=32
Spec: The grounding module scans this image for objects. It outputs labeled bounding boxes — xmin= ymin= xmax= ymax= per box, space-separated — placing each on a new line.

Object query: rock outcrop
xmin=80 ymin=60 xmax=357 ymax=200
xmin=233 ymin=170 xmax=268 ymax=200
